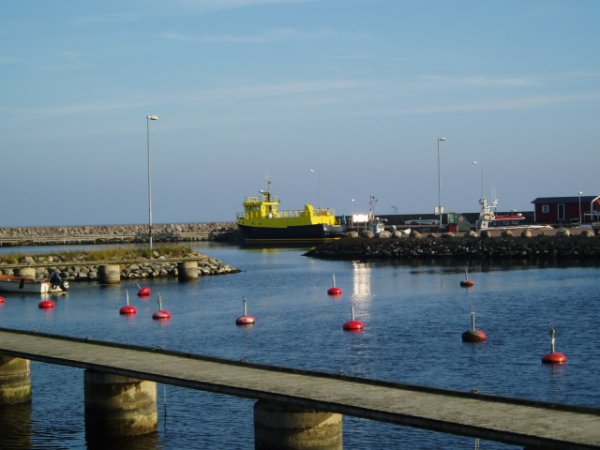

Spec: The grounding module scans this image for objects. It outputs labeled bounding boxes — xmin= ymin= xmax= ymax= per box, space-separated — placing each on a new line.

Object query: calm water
xmin=1 ymin=243 xmax=599 ymax=449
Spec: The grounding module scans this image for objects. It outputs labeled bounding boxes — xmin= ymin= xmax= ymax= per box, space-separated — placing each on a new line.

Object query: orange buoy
xmin=542 ymin=326 xmax=567 ymax=364
xmin=343 ymin=307 xmax=365 ymax=331
xmin=119 ymin=291 xmax=137 ymax=316
xmin=38 ymin=299 xmax=56 ymax=309
xmin=542 ymin=352 xmax=567 ymax=364
xmin=327 ymin=274 xmax=343 ymax=296
xmin=460 ymin=266 xmax=475 ymax=288
xmin=462 ymin=310 xmax=487 ymax=342
xmin=236 ymin=298 xmax=256 ymax=326
xmin=152 ymin=294 xmax=171 ymax=320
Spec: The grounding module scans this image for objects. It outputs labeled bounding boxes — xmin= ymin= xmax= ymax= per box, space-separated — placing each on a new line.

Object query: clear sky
xmin=2 ymin=0 xmax=599 ymax=226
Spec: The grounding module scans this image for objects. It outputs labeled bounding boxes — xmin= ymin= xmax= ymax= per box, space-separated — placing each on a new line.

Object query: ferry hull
xmin=238 ymin=224 xmax=342 ymax=242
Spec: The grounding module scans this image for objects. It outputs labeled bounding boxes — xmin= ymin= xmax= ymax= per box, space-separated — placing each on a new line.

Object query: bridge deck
xmin=0 ymin=328 xmax=598 ymax=449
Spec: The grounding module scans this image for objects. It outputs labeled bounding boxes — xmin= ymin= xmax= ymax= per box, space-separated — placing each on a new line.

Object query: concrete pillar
xmin=0 ymin=356 xmax=32 ymax=405
xmin=84 ymin=370 xmax=157 ymax=438
xmin=17 ymin=267 xmax=36 ymax=279
xmin=177 ymin=260 xmax=199 ymax=281
xmin=254 ymin=400 xmax=343 ymax=450
xmin=98 ymin=264 xmax=121 ymax=284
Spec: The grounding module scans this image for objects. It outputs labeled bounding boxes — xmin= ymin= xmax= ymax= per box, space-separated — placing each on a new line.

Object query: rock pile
xmin=0 ymin=223 xmax=237 ymax=245
xmin=0 ymin=251 xmax=240 ymax=282
xmin=305 ymin=233 xmax=600 ymax=261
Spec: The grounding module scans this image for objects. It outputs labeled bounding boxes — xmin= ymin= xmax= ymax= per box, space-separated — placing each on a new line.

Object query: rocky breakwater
xmin=0 ymin=246 xmax=240 ymax=283
xmin=0 ymin=223 xmax=237 ymax=246
xmin=305 ymin=229 xmax=600 ymax=261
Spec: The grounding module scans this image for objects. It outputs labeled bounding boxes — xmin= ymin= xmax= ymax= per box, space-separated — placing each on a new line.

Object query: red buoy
xmin=136 ymin=283 xmax=151 ymax=297
xmin=462 ymin=310 xmax=487 ymax=342
xmin=0 ymin=296 xmax=6 ymax=304
xmin=462 ymin=329 xmax=488 ymax=342
xmin=343 ymin=307 xmax=365 ymax=331
xmin=542 ymin=326 xmax=567 ymax=364
xmin=119 ymin=292 xmax=137 ymax=316
xmin=38 ymin=299 xmax=56 ymax=309
xmin=460 ymin=266 xmax=475 ymax=288
xmin=328 ymin=274 xmax=343 ymax=296
xmin=152 ymin=294 xmax=171 ymax=320
xmin=152 ymin=310 xmax=172 ymax=320
xmin=236 ymin=298 xmax=256 ymax=326
xmin=542 ymin=352 xmax=567 ymax=364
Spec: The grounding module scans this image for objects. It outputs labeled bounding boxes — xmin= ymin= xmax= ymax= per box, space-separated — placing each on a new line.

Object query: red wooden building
xmin=531 ymin=195 xmax=600 ymax=224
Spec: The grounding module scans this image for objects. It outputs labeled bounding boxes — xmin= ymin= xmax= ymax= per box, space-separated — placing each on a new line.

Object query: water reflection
xmin=86 ymin=432 xmax=162 ymax=450
xmin=351 ymin=261 xmax=373 ymax=303
xmin=0 ymin=403 xmax=32 ymax=449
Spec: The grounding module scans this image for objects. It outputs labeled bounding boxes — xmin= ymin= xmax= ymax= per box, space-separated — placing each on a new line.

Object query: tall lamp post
xmin=146 ymin=115 xmax=159 ymax=250
xmin=437 ymin=137 xmax=447 ymax=226
xmin=578 ymin=191 xmax=583 ymax=224
xmin=472 ymin=161 xmax=484 ymax=199
xmin=309 ymin=168 xmax=322 ymax=209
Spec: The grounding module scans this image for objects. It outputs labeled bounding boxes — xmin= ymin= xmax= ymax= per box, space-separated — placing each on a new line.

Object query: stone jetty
xmin=305 ymin=229 xmax=600 ymax=261
xmin=0 ymin=248 xmax=240 ymax=283
xmin=0 ymin=223 xmax=237 ymax=247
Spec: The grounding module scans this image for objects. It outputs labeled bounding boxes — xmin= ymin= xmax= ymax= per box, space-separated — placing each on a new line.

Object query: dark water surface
xmin=0 ymin=243 xmax=599 ymax=449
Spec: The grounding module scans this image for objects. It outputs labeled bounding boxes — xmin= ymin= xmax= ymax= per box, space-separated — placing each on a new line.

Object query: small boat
xmin=476 ymin=196 xmax=551 ymax=232
xmin=0 ymin=272 xmax=69 ymax=295
xmin=236 ymin=177 xmax=344 ymax=243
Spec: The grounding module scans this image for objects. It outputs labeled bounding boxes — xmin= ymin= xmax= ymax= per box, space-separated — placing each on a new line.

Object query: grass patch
xmin=0 ymin=244 xmax=196 ymax=264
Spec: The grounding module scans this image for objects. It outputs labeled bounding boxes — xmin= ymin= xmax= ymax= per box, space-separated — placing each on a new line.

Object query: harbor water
xmin=0 ymin=243 xmax=599 ymax=449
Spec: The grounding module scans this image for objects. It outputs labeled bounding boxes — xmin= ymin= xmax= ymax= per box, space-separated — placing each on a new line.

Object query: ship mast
xmin=262 ymin=176 xmax=272 ymax=202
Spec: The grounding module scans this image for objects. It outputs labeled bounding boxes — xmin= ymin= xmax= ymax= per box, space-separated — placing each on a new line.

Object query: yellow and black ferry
xmin=236 ymin=178 xmax=344 ymax=243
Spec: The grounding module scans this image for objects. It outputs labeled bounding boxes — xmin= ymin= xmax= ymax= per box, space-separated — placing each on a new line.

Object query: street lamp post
xmin=146 ymin=115 xmax=159 ymax=250
xmin=437 ymin=137 xmax=446 ymax=226
xmin=309 ymin=168 xmax=322 ymax=209
xmin=579 ymin=191 xmax=583 ymax=224
xmin=472 ymin=161 xmax=484 ymax=199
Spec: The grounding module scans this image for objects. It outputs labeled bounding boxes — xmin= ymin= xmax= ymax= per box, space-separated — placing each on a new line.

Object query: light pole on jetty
xmin=579 ymin=191 xmax=583 ymax=224
xmin=436 ymin=137 xmax=446 ymax=227
xmin=472 ymin=161 xmax=484 ymax=199
xmin=146 ymin=115 xmax=159 ymax=250
xmin=309 ymin=168 xmax=322 ymax=209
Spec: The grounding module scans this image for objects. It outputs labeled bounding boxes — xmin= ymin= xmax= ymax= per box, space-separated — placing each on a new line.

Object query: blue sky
xmin=2 ymin=0 xmax=599 ymax=226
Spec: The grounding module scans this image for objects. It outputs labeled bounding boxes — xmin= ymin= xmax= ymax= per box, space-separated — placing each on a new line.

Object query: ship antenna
xmin=264 ymin=175 xmax=272 ymax=192
xmin=263 ymin=175 xmax=272 ymax=201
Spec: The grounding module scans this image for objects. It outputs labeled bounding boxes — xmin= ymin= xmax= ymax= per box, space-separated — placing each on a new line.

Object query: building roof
xmin=531 ymin=196 xmax=599 ymax=204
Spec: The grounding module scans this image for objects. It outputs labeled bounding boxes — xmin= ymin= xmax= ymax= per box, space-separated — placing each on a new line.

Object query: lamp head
xmin=147 ymin=115 xmax=159 ymax=121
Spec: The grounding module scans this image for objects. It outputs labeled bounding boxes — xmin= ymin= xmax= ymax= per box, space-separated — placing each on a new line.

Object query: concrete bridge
xmin=0 ymin=327 xmax=599 ymax=449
